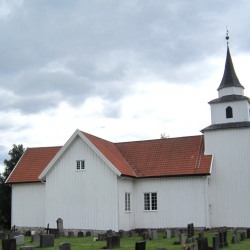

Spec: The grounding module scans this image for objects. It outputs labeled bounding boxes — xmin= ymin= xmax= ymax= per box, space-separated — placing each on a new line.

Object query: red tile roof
xmin=7 ymin=146 xmax=61 ymax=183
xmin=7 ymin=132 xmax=212 ymax=183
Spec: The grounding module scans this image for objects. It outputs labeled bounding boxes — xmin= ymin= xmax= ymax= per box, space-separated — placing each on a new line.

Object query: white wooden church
xmin=7 ymin=42 xmax=250 ymax=231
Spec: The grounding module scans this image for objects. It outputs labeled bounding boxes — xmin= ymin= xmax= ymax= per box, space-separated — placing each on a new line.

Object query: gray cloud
xmin=0 ymin=0 xmax=250 ymax=116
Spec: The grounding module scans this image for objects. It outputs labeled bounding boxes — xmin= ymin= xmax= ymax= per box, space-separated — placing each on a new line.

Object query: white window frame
xmin=125 ymin=192 xmax=131 ymax=212
xmin=144 ymin=192 xmax=157 ymax=211
xmin=76 ymin=160 xmax=85 ymax=170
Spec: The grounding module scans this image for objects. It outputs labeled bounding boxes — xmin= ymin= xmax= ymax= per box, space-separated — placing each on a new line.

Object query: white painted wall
xmin=210 ymin=100 xmax=250 ymax=124
xmin=45 ymin=135 xmax=119 ymax=231
xmin=11 ymin=183 xmax=45 ymax=227
xmin=204 ymin=128 xmax=250 ymax=227
xmin=218 ymin=86 xmax=244 ymax=97
xmin=117 ymin=177 xmax=135 ymax=231
xmin=133 ymin=177 xmax=209 ymax=228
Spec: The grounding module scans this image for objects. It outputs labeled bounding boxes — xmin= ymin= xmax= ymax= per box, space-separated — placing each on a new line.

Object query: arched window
xmin=226 ymin=106 xmax=233 ymax=118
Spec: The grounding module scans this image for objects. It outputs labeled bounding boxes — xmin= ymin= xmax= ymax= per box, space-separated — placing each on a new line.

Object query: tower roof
xmin=217 ymin=46 xmax=244 ymax=90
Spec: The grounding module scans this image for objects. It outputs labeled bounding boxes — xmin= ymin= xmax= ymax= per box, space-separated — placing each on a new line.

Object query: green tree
xmin=0 ymin=144 xmax=24 ymax=228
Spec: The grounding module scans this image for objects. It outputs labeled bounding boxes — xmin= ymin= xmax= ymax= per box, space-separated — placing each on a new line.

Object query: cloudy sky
xmin=1 ymin=0 xmax=250 ymax=173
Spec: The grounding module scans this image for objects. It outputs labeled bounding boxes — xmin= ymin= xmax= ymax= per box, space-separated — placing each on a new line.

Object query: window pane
xmin=76 ymin=161 xmax=80 ymax=170
xmin=81 ymin=161 xmax=85 ymax=169
xmin=151 ymin=193 xmax=157 ymax=210
xmin=125 ymin=193 xmax=130 ymax=211
xmin=144 ymin=193 xmax=150 ymax=210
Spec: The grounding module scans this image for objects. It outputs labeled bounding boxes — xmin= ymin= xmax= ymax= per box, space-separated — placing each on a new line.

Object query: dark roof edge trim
xmin=121 ymin=173 xmax=210 ymax=179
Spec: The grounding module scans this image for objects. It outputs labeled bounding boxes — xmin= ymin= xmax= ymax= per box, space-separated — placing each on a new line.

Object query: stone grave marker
xmin=40 ymin=234 xmax=55 ymax=248
xmin=57 ymin=218 xmax=65 ymax=237
xmin=2 ymin=239 xmax=17 ymax=250
xmin=218 ymin=228 xmax=228 ymax=248
xmin=247 ymin=228 xmax=250 ymax=238
xmin=179 ymin=233 xmax=187 ymax=245
xmin=197 ymin=236 xmax=208 ymax=250
xmin=31 ymin=234 xmax=40 ymax=243
xmin=14 ymin=235 xmax=24 ymax=246
xmin=59 ymin=242 xmax=71 ymax=250
xmin=231 ymin=234 xmax=238 ymax=244
xmin=0 ymin=232 xmax=6 ymax=240
xmin=86 ymin=231 xmax=91 ymax=236
xmin=77 ymin=231 xmax=84 ymax=237
xmin=156 ymin=248 xmax=167 ymax=250
xmin=107 ymin=235 xmax=120 ymax=249
xmin=129 ymin=230 xmax=136 ymax=237
xmin=98 ymin=234 xmax=106 ymax=241
xmin=150 ymin=230 xmax=158 ymax=240
xmin=165 ymin=229 xmax=171 ymax=239
xmin=68 ymin=231 xmax=75 ymax=237
xmin=240 ymin=232 xmax=246 ymax=241
xmin=135 ymin=241 xmax=146 ymax=250
xmin=213 ymin=234 xmax=219 ymax=250
xmin=142 ymin=231 xmax=150 ymax=241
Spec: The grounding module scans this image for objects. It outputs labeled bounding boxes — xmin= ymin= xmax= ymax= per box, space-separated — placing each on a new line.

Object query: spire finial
xmin=225 ymin=27 xmax=229 ymax=46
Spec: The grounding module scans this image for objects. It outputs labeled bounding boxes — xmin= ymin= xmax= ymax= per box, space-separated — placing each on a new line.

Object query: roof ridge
xmin=115 ymin=134 xmax=202 ymax=145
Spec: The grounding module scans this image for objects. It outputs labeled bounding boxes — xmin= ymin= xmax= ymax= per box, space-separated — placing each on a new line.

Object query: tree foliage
xmin=0 ymin=144 xmax=24 ymax=229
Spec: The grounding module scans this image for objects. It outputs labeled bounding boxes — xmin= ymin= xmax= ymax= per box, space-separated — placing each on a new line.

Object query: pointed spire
xmin=217 ymin=32 xmax=244 ymax=90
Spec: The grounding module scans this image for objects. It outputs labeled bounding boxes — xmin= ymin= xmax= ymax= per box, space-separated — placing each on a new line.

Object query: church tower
xmin=202 ymin=34 xmax=250 ymax=227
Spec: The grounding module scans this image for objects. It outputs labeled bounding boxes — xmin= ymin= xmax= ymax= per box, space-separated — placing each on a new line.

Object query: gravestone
xmin=40 ymin=234 xmax=55 ymax=248
xmin=240 ymin=232 xmax=246 ymax=241
xmin=156 ymin=248 xmax=167 ymax=250
xmin=212 ymin=234 xmax=220 ymax=250
xmin=150 ymin=230 xmax=158 ymax=240
xmin=247 ymin=228 xmax=250 ymax=238
xmin=119 ymin=230 xmax=126 ymax=238
xmin=231 ymin=234 xmax=238 ymax=244
xmin=107 ymin=235 xmax=120 ymax=249
xmin=173 ymin=229 xmax=180 ymax=237
xmin=0 ymin=232 xmax=6 ymax=240
xmin=49 ymin=229 xmax=60 ymax=238
xmin=57 ymin=218 xmax=64 ymax=237
xmin=129 ymin=230 xmax=136 ymax=237
xmin=68 ymin=231 xmax=75 ymax=237
xmin=179 ymin=233 xmax=187 ymax=245
xmin=78 ymin=231 xmax=84 ymax=237
xmin=135 ymin=241 xmax=146 ymax=250
xmin=31 ymin=234 xmax=40 ymax=243
xmin=98 ymin=234 xmax=106 ymax=241
xmin=165 ymin=229 xmax=171 ymax=239
xmin=14 ymin=235 xmax=24 ymax=246
xmin=59 ymin=242 xmax=71 ymax=250
xmin=142 ymin=231 xmax=150 ymax=240
xmin=86 ymin=231 xmax=91 ymax=236
xmin=218 ymin=228 xmax=228 ymax=248
xmin=187 ymin=223 xmax=194 ymax=238
xmin=2 ymin=239 xmax=17 ymax=250
xmin=197 ymin=237 xmax=208 ymax=250
xmin=186 ymin=237 xmax=195 ymax=244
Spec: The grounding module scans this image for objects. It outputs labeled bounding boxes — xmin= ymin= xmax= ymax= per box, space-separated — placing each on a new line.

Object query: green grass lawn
xmin=1 ymin=231 xmax=250 ymax=250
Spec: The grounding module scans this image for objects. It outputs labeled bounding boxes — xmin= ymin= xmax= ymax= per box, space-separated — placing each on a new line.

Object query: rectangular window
xmin=125 ymin=192 xmax=131 ymax=211
xmin=144 ymin=192 xmax=157 ymax=211
xmin=76 ymin=160 xmax=85 ymax=170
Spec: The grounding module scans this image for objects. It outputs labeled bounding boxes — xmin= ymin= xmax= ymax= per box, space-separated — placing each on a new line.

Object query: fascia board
xmin=39 ymin=129 xmax=80 ymax=181
xmin=5 ymin=148 xmax=27 ymax=184
xmin=78 ymin=131 xmax=121 ymax=176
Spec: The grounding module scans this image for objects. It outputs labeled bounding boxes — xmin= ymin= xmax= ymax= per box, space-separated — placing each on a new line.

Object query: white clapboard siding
xmin=45 ymin=135 xmax=119 ymax=231
xmin=205 ymin=128 xmax=250 ymax=227
xmin=11 ymin=183 xmax=45 ymax=227
xmin=133 ymin=177 xmax=209 ymax=228
xmin=118 ymin=177 xmax=135 ymax=231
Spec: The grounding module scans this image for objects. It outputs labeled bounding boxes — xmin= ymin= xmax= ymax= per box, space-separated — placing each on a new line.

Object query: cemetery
xmin=1 ymin=225 xmax=250 ymax=250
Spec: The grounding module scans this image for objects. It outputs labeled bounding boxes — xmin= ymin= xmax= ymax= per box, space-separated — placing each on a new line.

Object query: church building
xmin=6 ymin=40 xmax=250 ymax=231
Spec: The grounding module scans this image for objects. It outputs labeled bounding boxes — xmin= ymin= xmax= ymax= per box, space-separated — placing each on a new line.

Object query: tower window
xmin=226 ymin=106 xmax=233 ymax=119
